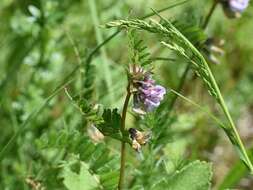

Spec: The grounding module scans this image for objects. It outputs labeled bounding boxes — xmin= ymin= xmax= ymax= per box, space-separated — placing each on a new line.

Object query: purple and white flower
xmin=229 ymin=0 xmax=249 ymax=12
xmin=130 ymin=67 xmax=166 ymax=114
xmin=221 ymin=0 xmax=250 ymax=18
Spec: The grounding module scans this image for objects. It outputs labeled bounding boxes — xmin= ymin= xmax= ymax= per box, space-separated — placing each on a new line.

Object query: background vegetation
xmin=0 ymin=0 xmax=253 ymax=189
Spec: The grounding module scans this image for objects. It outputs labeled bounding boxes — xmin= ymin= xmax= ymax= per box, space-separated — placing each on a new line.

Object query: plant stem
xmin=118 ymin=83 xmax=131 ymax=190
xmin=168 ymin=63 xmax=191 ymax=111
xmin=118 ymin=4 xmax=190 ymax=184
xmin=202 ymin=0 xmax=219 ymax=30
xmin=218 ymin=93 xmax=253 ymax=172
xmin=169 ymin=0 xmax=219 ymax=111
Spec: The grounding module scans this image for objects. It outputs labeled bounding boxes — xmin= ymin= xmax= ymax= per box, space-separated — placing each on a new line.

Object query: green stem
xmin=168 ymin=63 xmax=191 ymax=111
xmin=169 ymin=88 xmax=225 ymax=128
xmin=202 ymin=0 xmax=219 ymax=30
xmin=118 ymin=83 xmax=131 ymax=190
xmin=119 ymin=142 xmax=126 ymax=190
xmin=151 ymin=57 xmax=175 ymax=62
xmin=218 ymin=92 xmax=253 ymax=173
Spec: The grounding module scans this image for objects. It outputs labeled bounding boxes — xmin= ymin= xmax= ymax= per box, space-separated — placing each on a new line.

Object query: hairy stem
xmin=169 ymin=0 xmax=219 ymax=111
xmin=118 ymin=83 xmax=131 ymax=190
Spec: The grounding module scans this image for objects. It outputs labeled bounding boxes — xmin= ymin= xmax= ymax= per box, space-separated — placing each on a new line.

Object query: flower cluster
xmin=129 ymin=65 xmax=166 ymax=114
xmin=221 ymin=0 xmax=250 ymax=18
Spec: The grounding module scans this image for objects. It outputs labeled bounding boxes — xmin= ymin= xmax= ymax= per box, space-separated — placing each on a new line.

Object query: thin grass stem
xmin=168 ymin=0 xmax=219 ymax=112
xmin=170 ymin=88 xmax=225 ymax=128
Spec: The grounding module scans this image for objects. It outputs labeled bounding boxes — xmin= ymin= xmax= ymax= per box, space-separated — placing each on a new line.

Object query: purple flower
xmin=229 ymin=0 xmax=249 ymax=12
xmin=133 ymin=74 xmax=166 ymax=114
xmin=222 ymin=0 xmax=250 ymax=18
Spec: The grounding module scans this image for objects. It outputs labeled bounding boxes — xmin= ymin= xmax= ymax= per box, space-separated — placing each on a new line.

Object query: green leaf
xmin=155 ymin=161 xmax=212 ymax=190
xmin=218 ymin=162 xmax=246 ymax=190
xmin=167 ymin=161 xmax=212 ymax=190
xmin=65 ymin=90 xmax=103 ymax=125
xmin=65 ymin=106 xmax=131 ymax=145
xmin=82 ymin=63 xmax=96 ymax=100
xmin=218 ymin=147 xmax=253 ymax=190
xmin=63 ymin=162 xmax=98 ymax=190
xmin=97 ymin=109 xmax=125 ymax=141
xmin=128 ymin=30 xmax=152 ymax=66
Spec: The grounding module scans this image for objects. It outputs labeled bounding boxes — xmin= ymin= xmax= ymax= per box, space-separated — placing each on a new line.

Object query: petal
xmin=144 ymin=98 xmax=160 ymax=108
xmin=133 ymin=107 xmax=147 ymax=115
xmin=154 ymin=85 xmax=166 ymax=95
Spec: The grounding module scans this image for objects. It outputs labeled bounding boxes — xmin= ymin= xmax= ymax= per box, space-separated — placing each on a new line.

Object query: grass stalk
xmin=88 ymin=0 xmax=114 ymax=103
xmin=151 ymin=6 xmax=253 ymax=172
xmin=168 ymin=0 xmax=219 ymax=111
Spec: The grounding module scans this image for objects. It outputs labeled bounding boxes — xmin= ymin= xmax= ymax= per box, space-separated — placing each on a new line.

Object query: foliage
xmin=62 ymin=162 xmax=98 ymax=190
xmin=154 ymin=161 xmax=212 ymax=190
xmin=38 ymin=125 xmax=120 ymax=189
xmin=128 ymin=30 xmax=152 ymax=66
xmin=1 ymin=0 xmax=253 ymax=189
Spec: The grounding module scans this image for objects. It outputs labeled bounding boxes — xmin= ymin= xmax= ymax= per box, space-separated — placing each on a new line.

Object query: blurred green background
xmin=0 ymin=0 xmax=253 ymax=189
